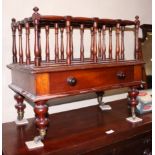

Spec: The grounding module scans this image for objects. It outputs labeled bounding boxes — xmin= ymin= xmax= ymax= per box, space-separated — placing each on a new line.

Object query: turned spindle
xmin=70 ymin=26 xmax=74 ymax=60
xmin=80 ymin=24 xmax=84 ymax=62
xmin=45 ymin=25 xmax=50 ymax=62
xmin=116 ymin=23 xmax=120 ymax=61
xmin=18 ymin=22 xmax=23 ymax=64
xmin=32 ymin=7 xmax=41 ymax=66
xmin=93 ymin=20 xmax=98 ymax=63
xmin=138 ymin=38 xmax=143 ymax=60
xmin=90 ymin=27 xmax=94 ymax=59
xmin=60 ymin=28 xmax=64 ymax=60
xmin=120 ymin=26 xmax=125 ymax=60
xmin=38 ymin=28 xmax=42 ymax=61
xmin=11 ymin=18 xmax=17 ymax=63
xmin=98 ymin=28 xmax=101 ymax=58
xmin=135 ymin=16 xmax=140 ymax=60
xmin=25 ymin=19 xmax=31 ymax=65
xmin=109 ymin=27 xmax=112 ymax=60
xmin=101 ymin=25 xmax=106 ymax=60
xmin=66 ymin=17 xmax=71 ymax=65
xmin=34 ymin=100 xmax=49 ymax=139
xmin=55 ymin=23 xmax=59 ymax=63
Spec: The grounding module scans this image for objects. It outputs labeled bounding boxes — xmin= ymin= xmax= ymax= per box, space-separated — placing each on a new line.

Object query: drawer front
xmin=50 ymin=66 xmax=134 ymax=94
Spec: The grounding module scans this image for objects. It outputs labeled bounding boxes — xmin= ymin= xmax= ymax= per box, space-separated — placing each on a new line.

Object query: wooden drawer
xmin=50 ymin=66 xmax=134 ymax=94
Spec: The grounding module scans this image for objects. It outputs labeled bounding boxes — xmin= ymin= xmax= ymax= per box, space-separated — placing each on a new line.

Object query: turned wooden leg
xmin=14 ymin=94 xmax=26 ymax=121
xmin=34 ymin=100 xmax=49 ymax=140
xmin=96 ymin=91 xmax=112 ymax=110
xmin=128 ymin=87 xmax=139 ymax=119
xmin=96 ymin=91 xmax=104 ymax=105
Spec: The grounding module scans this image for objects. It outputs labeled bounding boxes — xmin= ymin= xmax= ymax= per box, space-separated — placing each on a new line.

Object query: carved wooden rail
xmin=11 ymin=7 xmax=142 ymax=67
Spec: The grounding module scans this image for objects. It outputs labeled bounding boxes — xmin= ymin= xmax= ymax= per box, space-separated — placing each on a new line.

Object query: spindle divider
xmin=116 ymin=22 xmax=120 ymax=61
xmin=101 ymin=25 xmax=106 ymax=60
xmin=109 ymin=27 xmax=112 ymax=60
xmin=11 ymin=18 xmax=17 ymax=63
xmin=25 ymin=19 xmax=31 ymax=65
xmin=98 ymin=28 xmax=102 ymax=58
xmin=70 ymin=26 xmax=74 ymax=60
xmin=121 ymin=26 xmax=125 ymax=60
xmin=17 ymin=22 xmax=23 ymax=64
xmin=66 ymin=16 xmax=72 ymax=65
xmin=60 ymin=28 xmax=64 ymax=60
xmin=90 ymin=27 xmax=94 ymax=59
xmin=55 ymin=23 xmax=59 ymax=63
xmin=80 ymin=24 xmax=84 ymax=62
xmin=45 ymin=25 xmax=50 ymax=62
xmin=93 ymin=18 xmax=98 ymax=63
xmin=32 ymin=7 xmax=41 ymax=66
xmin=135 ymin=16 xmax=140 ymax=60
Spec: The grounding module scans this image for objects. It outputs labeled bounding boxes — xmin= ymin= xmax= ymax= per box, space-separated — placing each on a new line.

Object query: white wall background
xmin=2 ymin=0 xmax=152 ymax=123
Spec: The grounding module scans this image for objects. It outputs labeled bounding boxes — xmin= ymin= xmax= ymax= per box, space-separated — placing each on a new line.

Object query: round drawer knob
xmin=67 ymin=77 xmax=77 ymax=86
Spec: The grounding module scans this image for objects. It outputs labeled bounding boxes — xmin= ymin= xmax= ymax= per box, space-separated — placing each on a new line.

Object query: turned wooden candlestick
xmin=128 ymin=87 xmax=139 ymax=119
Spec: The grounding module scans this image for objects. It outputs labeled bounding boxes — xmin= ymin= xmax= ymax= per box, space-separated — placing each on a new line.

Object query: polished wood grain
xmin=3 ymin=99 xmax=152 ymax=155
xmin=49 ymin=66 xmax=134 ymax=94
xmin=34 ymin=100 xmax=49 ymax=138
xmin=10 ymin=7 xmax=141 ymax=66
xmin=8 ymin=61 xmax=144 ymax=102
xmin=18 ymin=16 xmax=136 ymax=28
xmin=8 ymin=7 xmax=145 ymax=139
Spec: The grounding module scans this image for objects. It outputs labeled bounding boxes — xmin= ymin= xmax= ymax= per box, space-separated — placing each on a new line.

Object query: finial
xmin=24 ymin=18 xmax=28 ymax=21
xmin=135 ymin=16 xmax=140 ymax=25
xmin=32 ymin=7 xmax=40 ymax=20
xmin=135 ymin=16 xmax=139 ymax=21
xmin=33 ymin=7 xmax=39 ymax=13
xmin=11 ymin=18 xmax=17 ymax=29
xmin=12 ymin=18 xmax=16 ymax=23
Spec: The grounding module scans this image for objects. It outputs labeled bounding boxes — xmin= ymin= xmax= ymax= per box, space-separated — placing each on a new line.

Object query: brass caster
xmin=33 ymin=128 xmax=46 ymax=143
xmin=17 ymin=111 xmax=24 ymax=121
xmin=39 ymin=128 xmax=46 ymax=139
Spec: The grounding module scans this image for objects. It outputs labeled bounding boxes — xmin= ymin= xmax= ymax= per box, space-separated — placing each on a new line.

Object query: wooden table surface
xmin=2 ymin=99 xmax=152 ymax=155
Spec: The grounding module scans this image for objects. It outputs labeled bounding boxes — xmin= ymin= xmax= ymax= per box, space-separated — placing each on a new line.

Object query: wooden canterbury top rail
xmin=15 ymin=7 xmax=136 ymax=28
xmin=11 ymin=7 xmax=142 ymax=67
